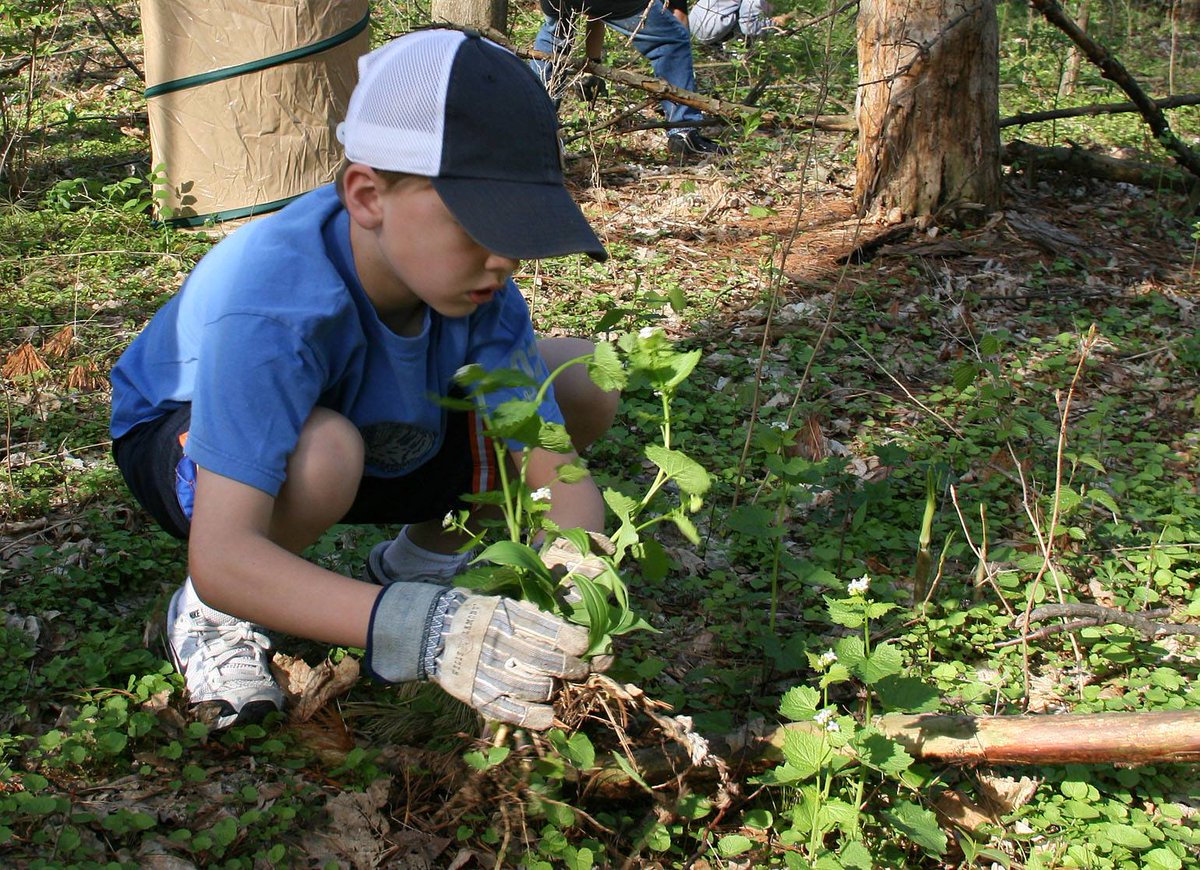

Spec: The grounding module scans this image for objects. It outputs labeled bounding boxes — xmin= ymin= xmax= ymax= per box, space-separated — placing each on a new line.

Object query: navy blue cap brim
xmin=432 ymin=176 xmax=608 ymax=263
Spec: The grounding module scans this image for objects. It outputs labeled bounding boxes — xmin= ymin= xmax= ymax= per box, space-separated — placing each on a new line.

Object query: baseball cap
xmin=336 ymin=29 xmax=607 ymax=262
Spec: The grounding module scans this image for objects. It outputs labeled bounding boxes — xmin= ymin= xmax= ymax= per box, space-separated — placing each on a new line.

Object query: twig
xmin=997 ymin=604 xmax=1200 ymax=647
xmin=1014 ymin=325 xmax=1099 ymax=708
xmin=1000 ymin=93 xmax=1200 ymax=128
xmin=84 ymin=0 xmax=143 ymax=81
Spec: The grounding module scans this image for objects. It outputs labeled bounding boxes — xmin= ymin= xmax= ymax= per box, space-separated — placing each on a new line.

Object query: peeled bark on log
xmin=1002 ymin=139 xmax=1194 ymax=193
xmin=584 ymin=710 xmax=1200 ymax=799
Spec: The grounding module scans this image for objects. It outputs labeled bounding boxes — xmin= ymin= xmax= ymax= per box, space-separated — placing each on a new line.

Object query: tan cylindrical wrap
xmin=142 ymin=0 xmax=369 ymax=225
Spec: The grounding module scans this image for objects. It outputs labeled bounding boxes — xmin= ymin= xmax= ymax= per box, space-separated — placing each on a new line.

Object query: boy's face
xmin=349 ymin=170 xmax=520 ymax=324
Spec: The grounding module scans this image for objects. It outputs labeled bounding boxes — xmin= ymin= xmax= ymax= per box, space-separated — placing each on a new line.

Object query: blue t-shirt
xmin=110 ymin=185 xmax=562 ymax=497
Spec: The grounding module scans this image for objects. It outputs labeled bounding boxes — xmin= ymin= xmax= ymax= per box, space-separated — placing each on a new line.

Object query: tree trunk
xmin=854 ymin=0 xmax=1002 ymax=224
xmin=1058 ymin=0 xmax=1089 ymax=99
xmin=430 ymin=0 xmax=507 ymax=33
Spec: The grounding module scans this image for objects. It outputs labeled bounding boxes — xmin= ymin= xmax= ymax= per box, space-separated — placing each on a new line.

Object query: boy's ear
xmin=341 ymin=163 xmax=384 ymax=229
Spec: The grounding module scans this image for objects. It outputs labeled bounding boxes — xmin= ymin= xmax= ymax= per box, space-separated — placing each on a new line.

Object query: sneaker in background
xmin=166 ymin=577 xmax=284 ymax=729
xmin=667 ymin=128 xmax=729 ymax=157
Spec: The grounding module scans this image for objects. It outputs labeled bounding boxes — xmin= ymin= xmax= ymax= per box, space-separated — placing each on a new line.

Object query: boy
xmin=110 ymin=29 xmax=617 ymax=733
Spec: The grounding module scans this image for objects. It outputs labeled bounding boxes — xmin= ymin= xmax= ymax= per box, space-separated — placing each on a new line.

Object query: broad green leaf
xmin=833 ymin=635 xmax=866 ymax=670
xmin=743 ymin=809 xmax=773 ymax=830
xmin=781 ymin=728 xmax=830 ymax=778
xmin=536 ymin=421 xmax=573 ymax=453
xmin=478 ymin=540 xmax=551 ymax=578
xmin=820 ymin=798 xmax=860 ymax=831
xmin=882 ymin=800 xmax=947 ymax=855
xmin=667 ymin=283 xmax=687 ymax=314
xmin=555 ymin=461 xmax=591 ymax=484
xmin=854 ymin=730 xmax=913 ymax=774
xmin=858 ymin=643 xmax=904 ymax=685
xmin=1145 ymin=847 xmax=1183 ymax=869
xmin=587 ymin=340 xmax=627 ymax=392
xmin=875 ymin=675 xmax=941 ymax=712
xmin=826 ymin=596 xmax=866 ymax=628
xmin=644 ymin=444 xmax=711 ymax=495
xmin=779 ymin=685 xmax=820 ymax=721
xmin=717 ymin=834 xmax=753 ymax=857
xmin=839 ymin=840 xmax=873 ymax=869
xmin=487 ymin=399 xmax=542 ymax=443
xmin=1104 ymin=823 xmax=1153 ymax=850
xmin=670 ymin=512 xmax=701 ymax=545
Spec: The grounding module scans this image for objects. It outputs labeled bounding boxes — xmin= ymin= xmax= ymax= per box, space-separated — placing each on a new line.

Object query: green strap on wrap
xmin=145 ymin=8 xmax=369 ymax=98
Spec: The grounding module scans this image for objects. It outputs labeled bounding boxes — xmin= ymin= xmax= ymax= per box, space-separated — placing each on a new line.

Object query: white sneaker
xmin=166 ymin=577 xmax=284 ymax=729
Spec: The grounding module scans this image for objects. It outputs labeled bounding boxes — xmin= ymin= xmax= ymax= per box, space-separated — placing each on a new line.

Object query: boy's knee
xmin=538 ymin=337 xmax=619 ymax=452
xmin=290 ymin=409 xmax=364 ymax=502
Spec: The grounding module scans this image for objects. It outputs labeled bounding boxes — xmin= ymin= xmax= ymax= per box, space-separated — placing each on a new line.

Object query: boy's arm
xmin=522 ymin=446 xmax=606 ymax=534
xmin=188 ymin=468 xmax=378 ymax=646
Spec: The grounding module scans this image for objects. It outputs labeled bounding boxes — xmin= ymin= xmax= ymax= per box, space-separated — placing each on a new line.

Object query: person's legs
xmin=115 ymin=405 xmax=366 ymax=729
xmin=690 ymin=0 xmax=740 ymax=44
xmin=531 ymin=15 xmax=578 ymax=100
xmin=604 ymin=5 xmax=702 ymax=126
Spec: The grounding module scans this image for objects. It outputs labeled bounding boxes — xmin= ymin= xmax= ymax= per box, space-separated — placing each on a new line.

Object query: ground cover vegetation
xmin=1 ymin=0 xmax=1199 ymax=866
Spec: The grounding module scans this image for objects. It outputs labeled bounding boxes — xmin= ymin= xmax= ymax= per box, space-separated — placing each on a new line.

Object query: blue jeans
xmin=531 ymin=4 xmax=703 ymax=128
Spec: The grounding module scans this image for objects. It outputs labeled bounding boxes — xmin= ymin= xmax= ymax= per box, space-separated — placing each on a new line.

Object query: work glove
xmin=541 ymin=532 xmax=615 ymax=589
xmin=364 ymin=583 xmax=591 ymax=730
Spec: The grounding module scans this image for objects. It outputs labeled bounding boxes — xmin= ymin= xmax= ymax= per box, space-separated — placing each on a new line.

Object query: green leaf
xmin=854 ymin=730 xmax=913 ymax=774
xmin=717 ymin=834 xmax=753 ymax=857
xmin=874 ymin=675 xmax=941 ymax=712
xmin=743 ymin=808 xmax=773 ymax=830
xmin=833 ymin=635 xmax=866 ymax=670
xmin=570 ymin=573 xmax=614 ymax=654
xmin=536 ymin=422 xmax=573 ymax=453
xmin=826 ymin=596 xmax=865 ymax=629
xmin=882 ymin=800 xmax=947 ymax=855
xmin=588 ymin=340 xmax=627 ymax=391
xmin=781 ymin=728 xmax=830 ymax=778
xmin=670 ymin=512 xmax=701 ymax=545
xmin=211 ymin=816 xmax=238 ymax=848
xmin=644 ymin=445 xmax=711 ymax=495
xmin=477 ymin=540 xmax=550 ymax=577
xmin=667 ymin=283 xmax=687 ymax=314
xmin=779 ymin=685 xmax=820 ymax=721
xmin=839 ymin=840 xmax=874 ymax=870
xmin=1104 ymin=823 xmax=1153 ymax=850
xmin=1145 ymin=847 xmax=1183 ymax=869
xmin=487 ymin=399 xmax=542 ymax=444
xmin=858 ymin=643 xmax=903 ymax=685
xmin=610 ymin=751 xmax=652 ymax=793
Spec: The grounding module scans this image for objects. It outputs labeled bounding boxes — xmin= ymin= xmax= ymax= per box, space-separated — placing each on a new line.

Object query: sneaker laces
xmin=190 ymin=608 xmax=275 ymax=689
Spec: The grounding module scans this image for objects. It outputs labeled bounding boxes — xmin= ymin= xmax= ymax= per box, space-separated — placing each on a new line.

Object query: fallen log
xmin=584 ymin=710 xmax=1200 ymax=798
xmin=1002 ymin=139 xmax=1194 ymax=193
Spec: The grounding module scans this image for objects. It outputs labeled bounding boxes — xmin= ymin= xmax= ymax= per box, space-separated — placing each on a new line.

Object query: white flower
xmin=770 ymin=421 xmax=788 ymax=430
xmin=530 ymin=487 xmax=552 ymax=502
xmin=818 ymin=650 xmax=838 ymax=667
xmin=639 ymin=326 xmax=660 ymax=339
xmin=847 ymin=574 xmax=871 ymax=595
xmin=813 ymin=708 xmax=835 ymax=726
xmin=824 ymin=720 xmax=840 ymax=733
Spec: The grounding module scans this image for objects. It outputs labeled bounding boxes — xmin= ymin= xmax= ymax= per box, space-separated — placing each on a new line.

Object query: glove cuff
xmin=364 ymin=582 xmax=450 ymax=683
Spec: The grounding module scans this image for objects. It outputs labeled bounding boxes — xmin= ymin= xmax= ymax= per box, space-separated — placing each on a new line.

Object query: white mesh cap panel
xmin=336 ymin=29 xmax=465 ymax=175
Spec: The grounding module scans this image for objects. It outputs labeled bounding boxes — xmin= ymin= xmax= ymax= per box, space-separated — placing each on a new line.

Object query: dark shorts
xmin=111 ymin=404 xmax=496 ymax=540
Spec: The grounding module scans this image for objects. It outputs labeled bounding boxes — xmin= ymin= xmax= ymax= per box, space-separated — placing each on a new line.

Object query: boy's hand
xmin=365 ymin=584 xmax=591 ymax=730
xmin=541 ymin=533 xmax=614 ymax=584
xmin=432 ymin=593 xmax=590 ymax=730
